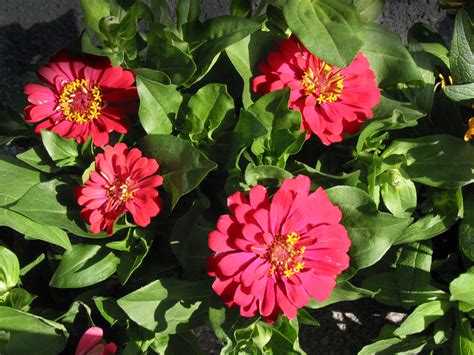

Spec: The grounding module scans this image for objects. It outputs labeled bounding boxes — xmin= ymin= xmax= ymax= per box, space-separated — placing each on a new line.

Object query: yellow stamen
xmin=301 ymin=61 xmax=344 ymax=104
xmin=262 ymin=232 xmax=305 ymax=279
xmin=58 ymin=79 xmax=103 ymax=124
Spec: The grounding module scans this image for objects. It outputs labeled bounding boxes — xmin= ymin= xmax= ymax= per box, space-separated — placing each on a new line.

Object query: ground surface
xmin=0 ymin=1 xmax=454 ymax=354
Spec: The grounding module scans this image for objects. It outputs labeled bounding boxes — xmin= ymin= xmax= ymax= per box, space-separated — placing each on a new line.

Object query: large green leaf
xmin=379 ymin=169 xmax=417 ymax=218
xmin=0 ymin=246 xmax=19 ymax=293
xmin=117 ymin=278 xmax=212 ymax=333
xmin=183 ymin=84 xmax=235 ymax=144
xmin=444 ymin=83 xmax=474 ymax=105
xmin=353 ymin=0 xmax=385 ymax=23
xmin=452 ymin=314 xmax=474 ymax=355
xmin=226 ymin=31 xmax=284 ymax=108
xmin=307 ymin=280 xmax=377 ymax=308
xmin=139 ymin=135 xmax=217 ymax=208
xmin=137 ymin=76 xmax=183 ymax=135
xmin=381 ymin=135 xmax=474 ymax=188
xmin=393 ymin=300 xmax=451 ymax=337
xmin=0 ymin=306 xmax=68 ymax=355
xmin=10 ymin=179 xmax=104 ymax=238
xmin=326 ymin=186 xmax=412 ymax=273
xmin=187 ymin=16 xmax=261 ymax=82
xmin=450 ymin=7 xmax=474 ymax=85
xmin=282 ymin=0 xmax=364 ymax=67
xmin=0 ymin=208 xmax=71 ymax=251
xmin=358 ymin=336 xmax=429 ymax=355
xmin=362 ymin=23 xmax=423 ymax=87
xmin=40 ymin=130 xmax=81 ymax=168
xmin=16 ymin=145 xmax=58 ymax=173
xmin=450 ymin=267 xmax=474 ymax=306
xmin=0 ymin=156 xmax=41 ymax=207
xmin=50 ymin=244 xmax=119 ymax=288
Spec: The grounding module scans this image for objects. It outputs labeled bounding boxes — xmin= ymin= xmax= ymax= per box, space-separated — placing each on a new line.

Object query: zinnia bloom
xmin=76 ymin=327 xmax=116 ymax=355
xmin=253 ymin=36 xmax=380 ymax=145
xmin=24 ymin=50 xmax=137 ymax=146
xmin=77 ymin=143 xmax=163 ymax=235
xmin=207 ymin=175 xmax=351 ymax=322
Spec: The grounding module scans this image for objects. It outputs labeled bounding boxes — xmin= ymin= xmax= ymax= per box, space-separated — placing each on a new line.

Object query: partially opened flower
xmin=207 ymin=175 xmax=350 ymax=322
xmin=24 ymin=50 xmax=137 ymax=146
xmin=76 ymin=327 xmax=116 ymax=355
xmin=253 ymin=36 xmax=380 ymax=145
xmin=77 ymin=143 xmax=163 ymax=235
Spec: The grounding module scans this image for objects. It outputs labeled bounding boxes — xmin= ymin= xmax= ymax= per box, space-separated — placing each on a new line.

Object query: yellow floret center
xmin=58 ymin=79 xmax=103 ymax=124
xmin=301 ymin=63 xmax=344 ymax=104
xmin=105 ymin=176 xmax=136 ymax=205
xmin=263 ymin=232 xmax=305 ymax=278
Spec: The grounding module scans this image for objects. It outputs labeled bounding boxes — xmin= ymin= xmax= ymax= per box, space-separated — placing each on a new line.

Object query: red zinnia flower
xmin=253 ymin=36 xmax=380 ymax=145
xmin=75 ymin=327 xmax=116 ymax=355
xmin=77 ymin=143 xmax=163 ymax=235
xmin=207 ymin=175 xmax=350 ymax=322
xmin=24 ymin=50 xmax=137 ymax=146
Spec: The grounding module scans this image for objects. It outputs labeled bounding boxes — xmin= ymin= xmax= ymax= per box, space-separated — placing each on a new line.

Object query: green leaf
xmin=137 ymin=76 xmax=183 ymax=135
xmin=146 ymin=37 xmax=196 ymax=86
xmin=248 ymin=89 xmax=305 ymax=166
xmin=231 ymin=0 xmax=252 ymax=17
xmin=356 ymin=96 xmax=425 ymax=152
xmin=183 ymin=84 xmax=235 ymax=144
xmin=139 ymin=135 xmax=217 ymax=208
xmin=0 ymin=156 xmax=41 ymax=207
xmin=394 ymin=300 xmax=451 ymax=337
xmin=188 ymin=16 xmax=261 ymax=83
xmin=226 ymin=31 xmax=284 ymax=108
xmin=117 ymin=230 xmax=153 ymax=285
xmin=0 ymin=306 xmax=68 ymax=354
xmin=116 ymin=2 xmax=153 ymax=41
xmin=407 ymin=22 xmax=450 ymax=69
xmin=353 ymin=0 xmax=385 ymax=23
xmin=326 ymin=186 xmax=412 ymax=272
xmin=117 ymin=278 xmax=212 ymax=333
xmin=80 ymin=0 xmax=110 ymax=41
xmin=244 ymin=164 xmax=293 ymax=187
xmin=394 ymin=241 xmax=447 ymax=307
xmin=50 ymin=244 xmax=119 ymax=288
xmin=444 ymin=83 xmax=474 ymax=105
xmin=176 ymin=0 xmax=200 ymax=30
xmin=0 ymin=208 xmax=71 ymax=251
xmin=3 ymin=288 xmax=37 ymax=312
xmin=150 ymin=0 xmax=174 ymax=28
xmin=282 ymin=0 xmax=364 ymax=67
xmin=293 ymin=162 xmax=361 ymax=188
xmin=10 ymin=179 xmax=105 ymax=238
xmin=262 ymin=317 xmax=306 ymax=354
xmin=379 ymin=169 xmax=417 ymax=218
xmin=460 ymin=188 xmax=474 ymax=261
xmin=450 ymin=268 xmax=474 ymax=306
xmin=382 ymin=135 xmax=474 ymax=188
xmin=450 ymin=7 xmax=474 ymax=85
xmin=40 ymin=130 xmax=80 ymax=167
xmin=0 ymin=246 xmax=19 ymax=293
xmin=362 ymin=23 xmax=423 ymax=87
xmin=452 ymin=314 xmax=474 ymax=355
xmin=358 ymin=336 xmax=429 ymax=355
xmin=16 ymin=145 xmax=58 ymax=173
xmin=396 ymin=188 xmax=462 ymax=244
xmin=170 ymin=197 xmax=213 ymax=277
xmin=307 ymin=280 xmax=377 ymax=308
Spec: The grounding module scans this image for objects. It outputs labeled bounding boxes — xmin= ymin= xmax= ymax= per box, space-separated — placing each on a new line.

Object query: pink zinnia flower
xmin=253 ymin=36 xmax=380 ymax=145
xmin=207 ymin=175 xmax=351 ymax=322
xmin=76 ymin=327 xmax=116 ymax=355
xmin=77 ymin=143 xmax=163 ymax=235
xmin=24 ymin=50 xmax=137 ymax=146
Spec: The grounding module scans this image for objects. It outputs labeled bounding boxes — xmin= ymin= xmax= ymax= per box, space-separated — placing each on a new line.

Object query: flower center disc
xmin=264 ymin=232 xmax=305 ymax=278
xmin=59 ymin=79 xmax=103 ymax=123
xmin=301 ymin=63 xmax=344 ymax=104
xmin=105 ymin=177 xmax=136 ymax=206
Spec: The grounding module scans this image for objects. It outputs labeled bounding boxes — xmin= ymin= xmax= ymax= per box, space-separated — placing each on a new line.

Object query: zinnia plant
xmin=0 ymin=1 xmax=473 ymax=354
